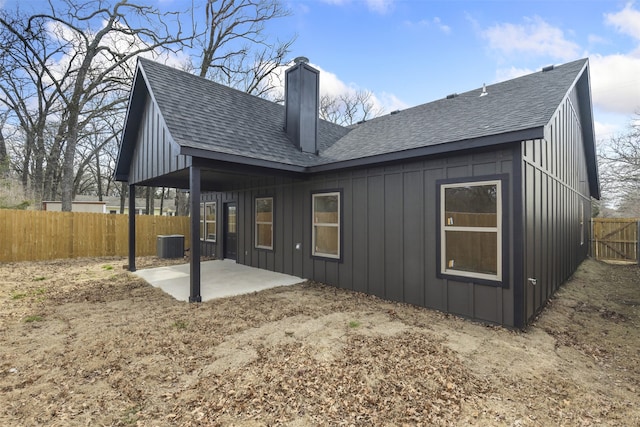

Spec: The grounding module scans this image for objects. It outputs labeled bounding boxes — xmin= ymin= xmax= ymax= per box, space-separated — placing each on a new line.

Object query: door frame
xmin=223 ymin=202 xmax=238 ymax=260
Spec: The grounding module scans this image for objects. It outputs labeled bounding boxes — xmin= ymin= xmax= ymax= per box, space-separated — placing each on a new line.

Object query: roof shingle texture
xmin=139 ymin=58 xmax=349 ymax=167
xmin=139 ymin=57 xmax=586 ymax=167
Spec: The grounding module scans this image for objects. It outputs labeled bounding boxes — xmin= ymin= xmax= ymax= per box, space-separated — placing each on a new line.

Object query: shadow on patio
xmin=134 ymin=259 xmax=305 ymax=302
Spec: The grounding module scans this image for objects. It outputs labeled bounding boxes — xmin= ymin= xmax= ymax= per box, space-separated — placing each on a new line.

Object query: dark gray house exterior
xmin=115 ymin=57 xmax=599 ymax=328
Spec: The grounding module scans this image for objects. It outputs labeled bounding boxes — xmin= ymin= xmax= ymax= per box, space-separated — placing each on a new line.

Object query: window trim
xmin=311 ymin=190 xmax=342 ymax=260
xmin=255 ymin=196 xmax=274 ymax=250
xmin=436 ymin=176 xmax=508 ymax=286
xmin=200 ymin=201 xmax=217 ymax=243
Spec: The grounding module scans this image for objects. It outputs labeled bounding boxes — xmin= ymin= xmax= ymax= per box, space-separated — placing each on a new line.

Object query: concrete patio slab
xmin=133 ymin=259 xmax=305 ymax=302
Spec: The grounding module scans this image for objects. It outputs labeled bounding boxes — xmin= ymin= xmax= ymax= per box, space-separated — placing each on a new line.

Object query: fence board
xmin=0 ymin=210 xmax=190 ymax=262
xmin=591 ymin=218 xmax=639 ymax=263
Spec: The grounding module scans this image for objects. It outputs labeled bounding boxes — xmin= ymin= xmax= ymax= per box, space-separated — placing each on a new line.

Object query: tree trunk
xmin=61 ymin=51 xmax=91 ymax=211
xmin=149 ymin=187 xmax=155 ymax=215
xmin=50 ymin=167 xmax=62 ymax=202
xmin=95 ymin=149 xmax=103 ymax=201
xmin=72 ymin=163 xmax=85 ymax=198
xmin=43 ymin=124 xmax=66 ymax=201
xmin=21 ymin=135 xmax=33 ymax=195
xmin=31 ymin=132 xmax=46 ymax=206
xmin=61 ymin=103 xmax=81 ymax=211
xmin=104 ymin=177 xmax=112 ymax=198
xmin=159 ymin=187 xmax=165 ymax=216
xmin=120 ymin=182 xmax=126 ymax=214
xmin=176 ymin=190 xmax=189 ymax=216
xmin=0 ymin=129 xmax=7 ymax=177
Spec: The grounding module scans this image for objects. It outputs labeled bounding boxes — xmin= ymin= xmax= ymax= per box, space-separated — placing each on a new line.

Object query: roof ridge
xmin=137 ymin=57 xmax=347 ymax=132
xmin=347 ymin=57 xmax=589 ymax=128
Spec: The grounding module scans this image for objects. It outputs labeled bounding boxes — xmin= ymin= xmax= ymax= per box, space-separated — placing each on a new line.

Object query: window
xmin=200 ymin=202 xmax=217 ymax=242
xmin=441 ymin=180 xmax=502 ymax=281
xmin=312 ymin=192 xmax=340 ymax=259
xmin=255 ymin=197 xmax=273 ymax=249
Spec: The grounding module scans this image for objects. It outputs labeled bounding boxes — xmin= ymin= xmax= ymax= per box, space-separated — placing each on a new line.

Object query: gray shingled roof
xmin=137 ymin=57 xmax=588 ymax=168
xmin=134 ymin=59 xmax=587 ymax=172
xmin=117 ymin=57 xmax=598 ymax=197
xmin=139 ymin=58 xmax=350 ymax=168
xmin=322 ymin=59 xmax=587 ymax=162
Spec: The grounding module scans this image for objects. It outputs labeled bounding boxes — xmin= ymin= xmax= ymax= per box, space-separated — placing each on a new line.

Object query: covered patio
xmin=114 ymin=59 xmax=311 ymax=302
xmin=134 ymin=259 xmax=304 ymax=302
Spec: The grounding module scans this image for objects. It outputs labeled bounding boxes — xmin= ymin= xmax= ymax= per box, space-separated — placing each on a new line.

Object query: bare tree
xmin=176 ymin=190 xmax=190 ymax=217
xmin=0 ymin=132 xmax=6 ymax=176
xmin=163 ymin=0 xmax=295 ymax=215
xmin=119 ymin=181 xmax=127 ymax=214
xmin=597 ymin=115 xmax=640 ymax=215
xmin=0 ymin=114 xmax=9 ymax=177
xmin=320 ymin=90 xmax=384 ymax=126
xmin=72 ymin=100 xmax=123 ymax=200
xmin=0 ymin=10 xmax=67 ymax=201
xmin=2 ymin=0 xmax=297 ymax=213
xmin=0 ymin=0 xmax=191 ymax=211
xmin=191 ymin=0 xmax=295 ymax=99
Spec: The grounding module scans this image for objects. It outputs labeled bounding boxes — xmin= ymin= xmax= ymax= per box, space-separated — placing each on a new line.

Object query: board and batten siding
xmin=520 ymin=84 xmax=592 ymax=326
xmin=128 ymin=96 xmax=191 ymax=185
xmin=204 ymin=146 xmax=518 ymax=326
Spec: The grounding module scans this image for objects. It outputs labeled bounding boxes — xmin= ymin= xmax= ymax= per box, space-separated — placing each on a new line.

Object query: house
xmin=42 ymin=195 xmax=176 ymax=215
xmin=115 ymin=57 xmax=599 ymax=328
xmin=42 ymin=200 xmax=107 ymax=213
xmin=103 ymin=197 xmax=177 ymax=216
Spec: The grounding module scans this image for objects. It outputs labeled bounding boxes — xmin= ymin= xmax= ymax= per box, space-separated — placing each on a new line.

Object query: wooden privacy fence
xmin=0 ymin=209 xmax=190 ymax=262
xmin=591 ymin=218 xmax=639 ymax=263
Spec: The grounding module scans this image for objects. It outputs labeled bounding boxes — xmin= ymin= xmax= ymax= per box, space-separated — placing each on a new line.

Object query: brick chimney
xmin=284 ymin=57 xmax=319 ymax=154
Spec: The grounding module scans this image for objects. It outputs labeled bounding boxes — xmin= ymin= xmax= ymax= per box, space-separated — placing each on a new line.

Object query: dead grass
xmin=0 ymin=256 xmax=638 ymax=426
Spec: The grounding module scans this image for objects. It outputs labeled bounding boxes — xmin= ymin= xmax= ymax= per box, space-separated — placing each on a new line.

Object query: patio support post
xmin=128 ymin=184 xmax=136 ymax=272
xmin=189 ymin=166 xmax=202 ymax=302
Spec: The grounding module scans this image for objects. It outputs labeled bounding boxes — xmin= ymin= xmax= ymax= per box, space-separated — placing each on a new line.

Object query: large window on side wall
xmin=312 ymin=191 xmax=340 ymax=259
xmin=199 ymin=201 xmax=217 ymax=242
xmin=440 ymin=179 xmax=502 ymax=282
xmin=255 ymin=197 xmax=273 ymax=250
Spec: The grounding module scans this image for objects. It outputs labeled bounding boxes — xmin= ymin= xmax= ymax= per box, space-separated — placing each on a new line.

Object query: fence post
xmin=637 ymin=221 xmax=640 ymax=266
xmin=593 ymin=219 xmax=599 ymax=260
xmin=590 ymin=218 xmax=594 ymax=258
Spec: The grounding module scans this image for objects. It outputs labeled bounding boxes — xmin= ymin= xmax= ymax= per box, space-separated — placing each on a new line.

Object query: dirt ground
xmin=0 ymin=257 xmax=638 ymax=426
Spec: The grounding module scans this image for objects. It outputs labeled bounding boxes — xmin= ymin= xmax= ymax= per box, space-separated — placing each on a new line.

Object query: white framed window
xmin=200 ymin=201 xmax=217 ymax=242
xmin=312 ymin=191 xmax=340 ymax=259
xmin=440 ymin=180 xmax=502 ymax=281
xmin=255 ymin=197 xmax=273 ymax=249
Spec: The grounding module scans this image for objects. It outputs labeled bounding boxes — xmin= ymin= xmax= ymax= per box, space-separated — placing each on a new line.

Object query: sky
xmin=262 ymin=0 xmax=639 ymax=144
xmin=2 ymin=0 xmax=639 ymax=143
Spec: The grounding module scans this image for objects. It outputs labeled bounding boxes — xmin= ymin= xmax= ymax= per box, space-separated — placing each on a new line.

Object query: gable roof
xmin=116 ymin=57 xmax=598 ymax=197
xmin=134 ymin=58 xmax=350 ymax=168
xmin=322 ymin=59 xmax=587 ymax=162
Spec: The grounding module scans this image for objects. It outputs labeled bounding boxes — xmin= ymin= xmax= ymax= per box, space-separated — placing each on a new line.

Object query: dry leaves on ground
xmin=0 ymin=257 xmax=638 ymax=426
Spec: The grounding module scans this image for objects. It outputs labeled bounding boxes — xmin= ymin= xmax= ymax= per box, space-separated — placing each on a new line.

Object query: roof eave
xmin=577 ymin=62 xmax=601 ymax=200
xmin=182 ymin=146 xmax=308 ymax=174
xmin=542 ymin=59 xmax=600 ymax=199
xmin=114 ymin=59 xmax=183 ymax=183
xmin=114 ymin=173 xmax=129 ymax=182
xmin=308 ymin=127 xmax=544 ymax=173
xmin=114 ymin=61 xmax=147 ymax=182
